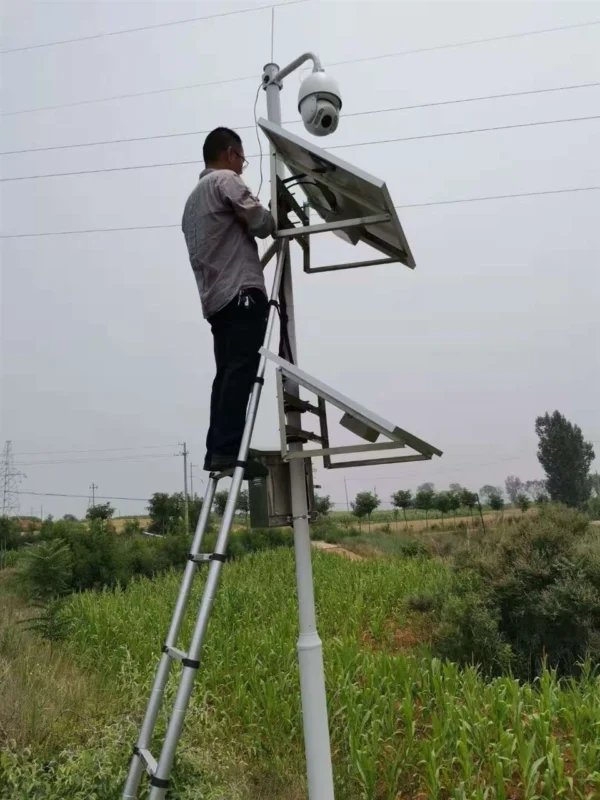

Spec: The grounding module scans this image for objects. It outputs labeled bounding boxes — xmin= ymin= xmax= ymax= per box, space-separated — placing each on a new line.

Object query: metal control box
xmin=248 ymin=450 xmax=316 ymax=528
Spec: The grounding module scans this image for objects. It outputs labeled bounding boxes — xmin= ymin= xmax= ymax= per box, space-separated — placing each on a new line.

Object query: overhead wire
xmin=328 ymin=19 xmax=600 ymax=69
xmin=2 ymin=19 xmax=598 ymax=116
xmin=0 ymin=1 xmax=305 ymax=54
xmin=3 ymin=113 xmax=599 ymax=183
xmin=14 ymin=444 xmax=179 ymax=456
xmin=16 ymin=490 xmax=150 ymax=501
xmin=2 ymin=186 xmax=599 ymax=239
xmin=2 ymin=81 xmax=598 ymax=156
xmin=15 ymin=453 xmax=180 ymax=467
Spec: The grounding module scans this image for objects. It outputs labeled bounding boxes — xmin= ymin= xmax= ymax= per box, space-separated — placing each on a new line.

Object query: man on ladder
xmin=182 ymin=126 xmax=274 ymax=479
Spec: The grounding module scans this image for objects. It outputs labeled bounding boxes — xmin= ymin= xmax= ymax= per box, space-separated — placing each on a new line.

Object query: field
xmin=2 ymin=532 xmax=600 ymax=800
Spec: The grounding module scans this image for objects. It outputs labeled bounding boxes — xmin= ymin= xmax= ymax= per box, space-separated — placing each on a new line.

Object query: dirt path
xmin=311 ymin=540 xmax=364 ymax=561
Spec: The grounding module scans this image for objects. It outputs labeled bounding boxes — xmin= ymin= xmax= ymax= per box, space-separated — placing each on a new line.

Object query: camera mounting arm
xmin=263 ymin=52 xmax=323 ymax=86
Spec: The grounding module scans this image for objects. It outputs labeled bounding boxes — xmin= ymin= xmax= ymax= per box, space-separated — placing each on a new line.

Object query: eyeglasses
xmin=231 ymin=148 xmax=249 ymax=171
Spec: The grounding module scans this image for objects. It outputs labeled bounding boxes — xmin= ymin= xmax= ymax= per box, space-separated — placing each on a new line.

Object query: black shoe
xmin=209 ymin=455 xmax=268 ymax=480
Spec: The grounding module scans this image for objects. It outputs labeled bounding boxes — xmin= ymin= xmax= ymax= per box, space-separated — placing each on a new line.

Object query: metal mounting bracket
xmin=267 ymin=350 xmax=442 ymax=469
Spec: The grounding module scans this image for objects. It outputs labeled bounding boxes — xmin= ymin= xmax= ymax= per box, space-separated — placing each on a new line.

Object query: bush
xmin=435 ymin=505 xmax=600 ymax=678
xmin=18 ymin=539 xmax=73 ymax=601
xmin=0 ymin=516 xmax=23 ymax=550
xmin=0 ymin=548 xmax=21 ymax=569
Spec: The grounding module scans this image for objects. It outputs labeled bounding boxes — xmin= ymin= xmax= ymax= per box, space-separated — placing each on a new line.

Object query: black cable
xmin=3 ymin=20 xmax=598 ymax=115
xmin=15 ymin=453 xmax=179 ymax=467
xmin=16 ymin=490 xmax=149 ymax=501
xmin=4 ymin=80 xmax=597 ymax=155
xmin=2 ymin=185 xmax=599 ymax=239
xmin=4 ymin=114 xmax=598 ymax=183
xmin=15 ymin=444 xmax=178 ymax=456
xmin=328 ymin=19 xmax=600 ymax=69
xmin=0 ymin=1 xmax=305 ymax=54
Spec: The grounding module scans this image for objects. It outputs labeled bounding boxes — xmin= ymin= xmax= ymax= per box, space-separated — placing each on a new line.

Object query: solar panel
xmin=258 ymin=118 xmax=416 ymax=268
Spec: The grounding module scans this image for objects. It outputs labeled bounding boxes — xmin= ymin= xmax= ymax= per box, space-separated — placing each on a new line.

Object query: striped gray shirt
xmin=182 ymin=168 xmax=275 ymax=319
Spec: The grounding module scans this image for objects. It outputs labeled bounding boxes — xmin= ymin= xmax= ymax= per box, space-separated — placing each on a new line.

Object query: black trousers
xmin=206 ymin=288 xmax=268 ymax=461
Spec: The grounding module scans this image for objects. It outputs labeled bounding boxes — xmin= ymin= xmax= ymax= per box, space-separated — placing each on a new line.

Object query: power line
xmin=328 ymin=114 xmax=600 ymax=152
xmin=14 ymin=443 xmax=178 ymax=456
xmin=0 ymin=73 xmax=260 ymax=117
xmin=2 ymin=185 xmax=599 ymax=239
xmin=3 ymin=81 xmax=598 ymax=156
xmin=328 ymin=19 xmax=600 ymax=69
xmin=0 ymin=1 xmax=304 ymax=54
xmin=17 ymin=490 xmax=149 ymax=501
xmin=396 ymin=185 xmax=600 ymax=209
xmin=15 ymin=453 xmax=180 ymax=467
xmin=3 ymin=113 xmax=599 ymax=183
xmin=3 ymin=19 xmax=598 ymax=116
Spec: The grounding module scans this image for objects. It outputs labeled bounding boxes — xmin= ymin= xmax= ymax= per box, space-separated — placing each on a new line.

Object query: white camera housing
xmin=298 ymin=70 xmax=342 ymax=137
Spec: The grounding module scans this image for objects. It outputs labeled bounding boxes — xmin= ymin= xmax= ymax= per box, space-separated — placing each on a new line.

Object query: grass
xmin=2 ymin=549 xmax=599 ymax=799
xmin=0 ymin=572 xmax=121 ymax=759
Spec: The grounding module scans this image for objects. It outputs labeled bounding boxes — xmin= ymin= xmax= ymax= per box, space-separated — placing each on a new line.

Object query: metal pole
xmin=264 ymin=62 xmax=335 ymax=800
xmin=182 ymin=442 xmax=189 ymax=532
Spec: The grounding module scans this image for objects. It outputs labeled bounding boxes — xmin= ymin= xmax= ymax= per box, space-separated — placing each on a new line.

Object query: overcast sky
xmin=1 ymin=0 xmax=599 ymax=519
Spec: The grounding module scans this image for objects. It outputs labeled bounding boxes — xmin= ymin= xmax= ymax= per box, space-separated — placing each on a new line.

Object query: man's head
xmin=203 ymin=127 xmax=247 ymax=175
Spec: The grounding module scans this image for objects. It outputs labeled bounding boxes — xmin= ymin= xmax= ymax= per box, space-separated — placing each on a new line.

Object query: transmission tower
xmin=1 ymin=441 xmax=25 ymax=517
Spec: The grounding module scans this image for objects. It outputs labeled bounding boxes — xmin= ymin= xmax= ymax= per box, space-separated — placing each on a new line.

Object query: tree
xmin=236 ymin=490 xmax=249 ymax=528
xmin=189 ymin=495 xmax=203 ymax=532
xmin=415 ymin=488 xmax=435 ymax=529
xmin=147 ymin=492 xmax=184 ymax=535
xmin=86 ymin=503 xmax=114 ymax=522
xmin=535 ymin=411 xmax=595 ymax=508
xmin=489 ymin=492 xmax=504 ymax=514
xmin=391 ymin=490 xmax=412 ymax=529
xmin=351 ymin=491 xmax=380 ymax=530
xmin=0 ymin=515 xmax=20 ymax=550
xmin=434 ymin=491 xmax=451 ymax=527
xmin=479 ymin=485 xmax=502 ymax=505
xmin=314 ymin=494 xmax=333 ymax=516
xmin=460 ymin=489 xmax=478 ymax=521
xmin=516 ymin=493 xmax=530 ymax=514
xmin=417 ymin=482 xmax=435 ymax=493
xmin=19 ymin=539 xmax=73 ymax=601
xmin=505 ymin=475 xmax=524 ymax=505
xmin=214 ymin=490 xmax=229 ymax=517
xmin=62 ymin=513 xmax=78 ymax=522
xmin=448 ymin=490 xmax=461 ymax=519
xmin=524 ymin=479 xmax=548 ymax=503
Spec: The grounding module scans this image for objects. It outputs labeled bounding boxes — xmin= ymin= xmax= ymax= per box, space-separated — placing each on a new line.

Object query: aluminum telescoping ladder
xmin=122 ymin=240 xmax=289 ymax=800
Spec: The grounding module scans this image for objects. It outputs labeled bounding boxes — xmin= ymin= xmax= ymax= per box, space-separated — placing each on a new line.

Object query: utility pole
xmin=264 ymin=58 xmax=335 ymax=800
xmin=189 ymin=463 xmax=197 ymax=500
xmin=344 ymin=477 xmax=350 ymax=512
xmin=90 ymin=482 xmax=97 ymax=506
xmin=1 ymin=441 xmax=24 ymax=517
xmin=180 ymin=443 xmax=189 ymax=532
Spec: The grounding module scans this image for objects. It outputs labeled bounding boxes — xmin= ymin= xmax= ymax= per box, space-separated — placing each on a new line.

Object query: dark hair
xmin=203 ymin=127 xmax=242 ymax=164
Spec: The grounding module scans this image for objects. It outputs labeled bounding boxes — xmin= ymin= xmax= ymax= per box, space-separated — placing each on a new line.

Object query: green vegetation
xmin=2 ymin=533 xmax=600 ymax=798
xmin=351 ymin=490 xmax=380 ymax=529
xmin=1 ymin=506 xmax=600 ymax=798
xmin=536 ymin=410 xmax=595 ymax=508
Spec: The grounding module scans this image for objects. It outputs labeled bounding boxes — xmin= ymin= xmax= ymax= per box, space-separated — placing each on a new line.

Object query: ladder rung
xmin=189 ymin=553 xmax=227 ymax=564
xmin=138 ymin=747 xmax=157 ymax=777
xmin=163 ymin=645 xmax=187 ymax=662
